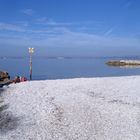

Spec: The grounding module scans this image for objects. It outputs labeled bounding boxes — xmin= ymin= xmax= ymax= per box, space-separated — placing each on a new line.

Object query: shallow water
xmin=1 ymin=57 xmax=140 ymax=80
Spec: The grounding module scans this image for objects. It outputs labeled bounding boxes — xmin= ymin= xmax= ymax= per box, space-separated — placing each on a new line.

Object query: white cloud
xmin=37 ymin=18 xmax=103 ymax=27
xmin=21 ymin=9 xmax=35 ymax=15
xmin=37 ymin=17 xmax=57 ymax=25
xmin=37 ymin=17 xmax=48 ymax=22
xmin=0 ymin=20 xmax=139 ymax=55
xmin=0 ymin=26 xmax=139 ymax=49
xmin=0 ymin=22 xmax=25 ymax=32
xmin=15 ymin=21 xmax=29 ymax=27
xmin=104 ymin=27 xmax=114 ymax=36
xmin=44 ymin=20 xmax=57 ymax=25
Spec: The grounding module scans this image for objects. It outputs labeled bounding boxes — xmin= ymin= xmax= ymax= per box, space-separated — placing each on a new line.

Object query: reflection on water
xmin=0 ymin=57 xmax=140 ymax=80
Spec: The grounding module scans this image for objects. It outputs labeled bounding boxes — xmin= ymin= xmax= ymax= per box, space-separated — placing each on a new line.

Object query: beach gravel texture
xmin=0 ymin=76 xmax=140 ymax=140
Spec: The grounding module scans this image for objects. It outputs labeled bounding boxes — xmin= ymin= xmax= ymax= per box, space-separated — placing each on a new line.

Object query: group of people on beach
xmin=0 ymin=75 xmax=27 ymax=88
xmin=12 ymin=76 xmax=27 ymax=83
xmin=0 ymin=70 xmax=28 ymax=88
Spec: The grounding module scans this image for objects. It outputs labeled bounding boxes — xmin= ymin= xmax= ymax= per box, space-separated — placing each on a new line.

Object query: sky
xmin=0 ymin=0 xmax=140 ymax=57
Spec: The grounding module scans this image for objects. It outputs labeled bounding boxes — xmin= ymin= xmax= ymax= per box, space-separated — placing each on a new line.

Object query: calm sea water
xmin=1 ymin=57 xmax=140 ymax=80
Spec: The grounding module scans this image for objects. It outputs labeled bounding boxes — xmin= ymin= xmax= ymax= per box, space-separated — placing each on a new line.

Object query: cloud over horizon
xmin=0 ymin=0 xmax=140 ymax=57
xmin=0 ymin=22 xmax=25 ymax=32
xmin=0 ymin=24 xmax=139 ymax=49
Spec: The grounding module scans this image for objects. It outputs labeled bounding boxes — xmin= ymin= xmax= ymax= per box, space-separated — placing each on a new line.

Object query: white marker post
xmin=28 ymin=48 xmax=34 ymax=80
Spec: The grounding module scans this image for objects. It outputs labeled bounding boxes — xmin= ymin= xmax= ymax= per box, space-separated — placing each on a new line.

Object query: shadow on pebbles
xmin=0 ymin=88 xmax=20 ymax=134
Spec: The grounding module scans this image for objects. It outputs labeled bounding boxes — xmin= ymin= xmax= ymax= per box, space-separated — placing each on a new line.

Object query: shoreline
xmin=26 ymin=74 xmax=140 ymax=81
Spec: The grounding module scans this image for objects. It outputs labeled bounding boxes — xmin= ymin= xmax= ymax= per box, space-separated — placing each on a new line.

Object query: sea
xmin=1 ymin=56 xmax=140 ymax=80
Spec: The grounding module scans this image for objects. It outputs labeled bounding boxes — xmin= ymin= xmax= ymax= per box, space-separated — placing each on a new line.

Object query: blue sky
xmin=0 ymin=0 xmax=140 ymax=56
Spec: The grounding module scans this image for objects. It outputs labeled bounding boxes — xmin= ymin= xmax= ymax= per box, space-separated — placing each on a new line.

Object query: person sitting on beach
xmin=13 ymin=76 xmax=20 ymax=83
xmin=20 ymin=76 xmax=27 ymax=82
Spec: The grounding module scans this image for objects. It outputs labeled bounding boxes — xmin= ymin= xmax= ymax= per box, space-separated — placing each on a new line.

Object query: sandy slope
xmin=0 ymin=76 xmax=140 ymax=140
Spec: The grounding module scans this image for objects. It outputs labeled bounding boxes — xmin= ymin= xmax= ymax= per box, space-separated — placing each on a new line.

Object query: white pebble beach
xmin=0 ymin=76 xmax=140 ymax=140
